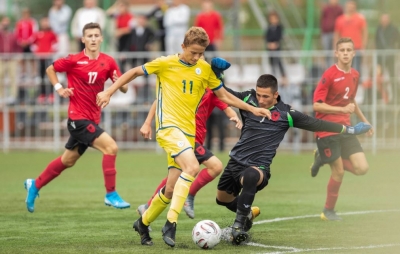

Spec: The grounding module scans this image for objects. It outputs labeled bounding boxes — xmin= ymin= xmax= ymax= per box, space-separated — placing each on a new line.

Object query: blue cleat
xmin=104 ymin=191 xmax=130 ymax=209
xmin=24 ymin=179 xmax=39 ymax=213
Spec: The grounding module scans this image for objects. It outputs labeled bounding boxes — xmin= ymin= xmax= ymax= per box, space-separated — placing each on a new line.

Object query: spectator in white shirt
xmin=71 ymin=0 xmax=106 ymax=51
xmin=163 ymin=0 xmax=190 ymax=55
xmin=49 ymin=0 xmax=72 ymax=57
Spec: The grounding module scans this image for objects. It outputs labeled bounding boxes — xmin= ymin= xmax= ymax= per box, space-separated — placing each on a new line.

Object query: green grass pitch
xmin=1 ymin=150 xmax=400 ymax=253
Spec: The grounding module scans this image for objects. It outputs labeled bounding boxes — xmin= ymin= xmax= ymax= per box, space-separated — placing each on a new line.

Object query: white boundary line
xmin=253 ymin=209 xmax=400 ymax=225
xmin=247 ymin=209 xmax=400 ymax=254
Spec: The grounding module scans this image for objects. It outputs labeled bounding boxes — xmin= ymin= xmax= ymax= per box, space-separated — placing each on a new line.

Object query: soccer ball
xmin=192 ymin=220 xmax=222 ymax=249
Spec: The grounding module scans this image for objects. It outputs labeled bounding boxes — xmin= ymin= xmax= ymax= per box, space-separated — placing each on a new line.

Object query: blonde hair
xmin=183 ymin=26 xmax=209 ymax=48
xmin=336 ymin=37 xmax=354 ymax=49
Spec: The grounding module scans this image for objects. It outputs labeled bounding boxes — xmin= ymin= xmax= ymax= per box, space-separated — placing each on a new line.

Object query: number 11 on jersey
xmin=182 ymin=80 xmax=193 ymax=94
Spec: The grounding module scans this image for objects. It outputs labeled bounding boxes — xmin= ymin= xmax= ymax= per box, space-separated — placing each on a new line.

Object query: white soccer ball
xmin=192 ymin=219 xmax=222 ymax=249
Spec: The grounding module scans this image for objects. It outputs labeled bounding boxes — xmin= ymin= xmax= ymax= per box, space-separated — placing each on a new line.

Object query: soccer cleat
xmin=321 ymin=208 xmax=342 ymax=221
xmin=162 ymin=220 xmax=177 ymax=247
xmin=136 ymin=204 xmax=152 ymax=231
xmin=133 ymin=217 xmax=153 ymax=246
xmin=104 ymin=191 xmax=130 ymax=209
xmin=310 ymin=149 xmax=323 ymax=177
xmin=244 ymin=206 xmax=260 ymax=232
xmin=24 ymin=179 xmax=39 ymax=213
xmin=231 ymin=226 xmax=249 ymax=245
xmin=183 ymin=194 xmax=195 ymax=219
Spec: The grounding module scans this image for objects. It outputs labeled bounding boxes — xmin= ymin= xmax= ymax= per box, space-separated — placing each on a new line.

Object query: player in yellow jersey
xmin=96 ymin=26 xmax=271 ymax=247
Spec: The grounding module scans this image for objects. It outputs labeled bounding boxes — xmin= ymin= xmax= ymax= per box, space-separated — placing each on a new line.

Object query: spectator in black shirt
xmin=146 ymin=0 xmax=168 ymax=52
xmin=375 ymin=13 xmax=399 ymax=103
xmin=265 ymin=11 xmax=287 ymax=86
xmin=211 ymin=59 xmax=372 ymax=245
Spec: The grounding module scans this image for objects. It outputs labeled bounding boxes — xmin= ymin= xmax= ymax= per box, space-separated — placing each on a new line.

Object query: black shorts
xmin=194 ymin=142 xmax=214 ymax=164
xmin=65 ymin=118 xmax=104 ymax=155
xmin=22 ymin=46 xmax=31 ymax=53
xmin=217 ymin=158 xmax=271 ymax=197
xmin=317 ymin=134 xmax=364 ymax=164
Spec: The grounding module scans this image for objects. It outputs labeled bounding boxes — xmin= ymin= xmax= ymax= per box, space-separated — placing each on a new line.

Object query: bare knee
xmin=354 ymin=165 xmax=369 ymax=175
xmin=103 ymin=143 xmax=118 ymax=155
xmin=184 ymin=164 xmax=200 ymax=177
xmin=206 ymin=161 xmax=223 ymax=178
xmin=61 ymin=157 xmax=77 ymax=168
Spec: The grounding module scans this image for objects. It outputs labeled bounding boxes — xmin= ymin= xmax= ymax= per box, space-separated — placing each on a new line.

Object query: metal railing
xmin=1 ymin=50 xmax=399 ymax=153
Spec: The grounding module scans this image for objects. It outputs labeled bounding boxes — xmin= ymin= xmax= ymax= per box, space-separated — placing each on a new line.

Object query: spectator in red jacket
xmin=31 ymin=17 xmax=58 ymax=104
xmin=194 ymin=0 xmax=223 ymax=53
xmin=0 ymin=16 xmax=20 ymax=104
xmin=15 ymin=8 xmax=38 ymax=80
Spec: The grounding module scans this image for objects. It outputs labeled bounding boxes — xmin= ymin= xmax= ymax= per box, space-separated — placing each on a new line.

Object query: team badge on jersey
xmin=195 ymin=68 xmax=201 ymax=75
xmin=271 ymin=111 xmax=281 ymax=121
xmin=177 ymin=141 xmax=184 ymax=147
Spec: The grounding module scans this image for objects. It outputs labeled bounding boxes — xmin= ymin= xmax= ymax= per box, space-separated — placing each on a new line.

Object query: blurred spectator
xmin=362 ymin=65 xmax=389 ymax=105
xmin=194 ymin=0 xmax=223 ymax=54
xmin=147 ymin=0 xmax=168 ymax=52
xmin=15 ymin=8 xmax=38 ymax=79
xmin=334 ymin=0 xmax=367 ymax=77
xmin=0 ymin=16 xmax=20 ymax=104
xmin=375 ymin=13 xmax=399 ymax=103
xmin=106 ymin=0 xmax=134 ymax=72
xmin=48 ymin=0 xmax=72 ymax=57
xmin=125 ymin=14 xmax=155 ymax=103
xmin=265 ymin=11 xmax=287 ymax=86
xmin=163 ymin=0 xmax=190 ymax=55
xmin=320 ymin=0 xmax=343 ymax=68
xmin=71 ymin=0 xmax=106 ymax=51
xmin=31 ymin=16 xmax=58 ymax=104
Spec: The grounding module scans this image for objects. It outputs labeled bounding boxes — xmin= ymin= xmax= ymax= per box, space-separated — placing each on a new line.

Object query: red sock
xmin=35 ymin=156 xmax=67 ymax=189
xmin=324 ymin=177 xmax=342 ymax=210
xmin=342 ymin=159 xmax=356 ymax=174
xmin=147 ymin=177 xmax=167 ymax=206
xmin=189 ymin=168 xmax=214 ymax=196
xmin=103 ymin=155 xmax=117 ymax=193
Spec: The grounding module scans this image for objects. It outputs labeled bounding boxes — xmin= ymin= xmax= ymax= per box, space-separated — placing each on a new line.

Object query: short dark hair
xmin=256 ymin=74 xmax=278 ymax=93
xmin=82 ymin=22 xmax=102 ymax=36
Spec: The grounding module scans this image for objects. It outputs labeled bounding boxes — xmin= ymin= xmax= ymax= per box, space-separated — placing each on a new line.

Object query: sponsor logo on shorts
xmin=324 ymin=148 xmax=332 ymax=158
xmin=86 ymin=124 xmax=95 ymax=133
xmin=177 ymin=141 xmax=184 ymax=147
xmin=196 ymin=145 xmax=206 ymax=155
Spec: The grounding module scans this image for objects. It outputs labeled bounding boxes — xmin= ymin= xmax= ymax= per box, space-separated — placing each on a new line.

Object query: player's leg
xmin=137 ymin=177 xmax=168 ymax=217
xmin=92 ymin=131 xmax=130 ymax=209
xmin=318 ymin=135 xmax=344 ymax=221
xmin=161 ymin=149 xmax=199 ymax=247
xmin=24 ymin=135 xmax=83 ymax=213
xmin=341 ymin=135 xmax=368 ymax=176
xmin=184 ymin=143 xmax=222 ymax=219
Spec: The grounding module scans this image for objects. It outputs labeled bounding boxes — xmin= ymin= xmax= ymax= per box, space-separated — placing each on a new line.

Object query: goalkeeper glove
xmin=211 ymin=57 xmax=231 ymax=79
xmin=345 ymin=122 xmax=371 ymax=135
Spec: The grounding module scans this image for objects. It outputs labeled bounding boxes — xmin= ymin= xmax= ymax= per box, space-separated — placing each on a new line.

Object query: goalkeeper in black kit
xmin=210 ymin=58 xmax=371 ymax=245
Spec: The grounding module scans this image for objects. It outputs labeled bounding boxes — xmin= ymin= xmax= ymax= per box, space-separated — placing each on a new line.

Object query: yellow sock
xmin=142 ymin=190 xmax=171 ymax=226
xmin=167 ymin=172 xmax=195 ymax=223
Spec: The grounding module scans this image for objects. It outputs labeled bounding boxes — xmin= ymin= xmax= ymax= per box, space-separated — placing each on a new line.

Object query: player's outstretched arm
xmin=289 ymin=109 xmax=371 ymax=135
xmin=351 ymin=99 xmax=374 ymax=136
xmin=213 ymin=87 xmax=271 ymax=119
xmin=97 ymin=66 xmax=145 ymax=108
xmin=140 ymin=100 xmax=157 ymax=140
xmin=223 ymin=107 xmax=242 ymax=129
xmin=111 ymin=70 xmax=128 ymax=94
xmin=46 ymin=64 xmax=74 ymax=98
xmin=313 ymin=101 xmax=355 ymax=114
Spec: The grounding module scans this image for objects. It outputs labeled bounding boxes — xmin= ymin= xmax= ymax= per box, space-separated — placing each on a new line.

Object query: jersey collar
xmin=335 ymin=64 xmax=351 ymax=74
xmin=83 ymin=49 xmax=100 ymax=60
xmin=177 ymin=54 xmax=197 ymax=67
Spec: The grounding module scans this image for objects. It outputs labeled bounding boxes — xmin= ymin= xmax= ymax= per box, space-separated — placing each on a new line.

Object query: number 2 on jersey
xmin=182 ymin=80 xmax=193 ymax=94
xmin=88 ymin=72 xmax=98 ymax=84
xmin=343 ymin=87 xmax=349 ymax=99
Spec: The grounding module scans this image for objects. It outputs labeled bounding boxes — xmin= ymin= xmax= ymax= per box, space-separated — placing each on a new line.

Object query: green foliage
xmin=1 ymin=151 xmax=400 ymax=253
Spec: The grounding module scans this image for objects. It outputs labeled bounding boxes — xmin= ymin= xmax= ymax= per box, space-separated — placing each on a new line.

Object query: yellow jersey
xmin=143 ymin=54 xmax=222 ymax=136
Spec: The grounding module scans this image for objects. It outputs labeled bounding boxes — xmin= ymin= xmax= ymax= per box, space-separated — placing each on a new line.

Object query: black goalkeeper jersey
xmin=225 ymin=87 xmax=345 ymax=170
